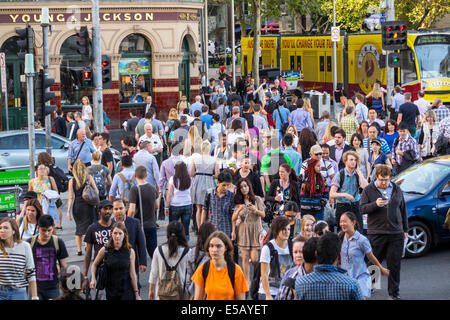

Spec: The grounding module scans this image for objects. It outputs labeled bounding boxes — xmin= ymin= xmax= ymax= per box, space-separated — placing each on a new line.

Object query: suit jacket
xmin=145 ymin=103 xmax=157 ymax=115
xmin=329 ymin=144 xmax=355 ymax=170
xmin=112 ymin=216 xmax=147 ymax=268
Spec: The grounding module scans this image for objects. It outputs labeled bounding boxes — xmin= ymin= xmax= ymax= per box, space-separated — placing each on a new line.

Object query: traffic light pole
xmin=385 ymin=0 xmax=395 ymax=107
xmin=42 ymin=8 xmax=52 ymax=155
xmin=92 ymin=0 xmax=104 ymax=134
xmin=25 ymin=54 xmax=36 ymax=179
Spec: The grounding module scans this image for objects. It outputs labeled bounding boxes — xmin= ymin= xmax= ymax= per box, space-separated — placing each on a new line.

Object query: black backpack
xmin=49 ymin=165 xmax=69 ymax=193
xmin=92 ymin=168 xmax=107 ymax=198
xmin=338 ymin=168 xmax=361 ymax=194
xmin=249 ymin=240 xmax=293 ymax=300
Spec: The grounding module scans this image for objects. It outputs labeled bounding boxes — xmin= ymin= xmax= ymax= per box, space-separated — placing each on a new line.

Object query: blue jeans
xmin=0 ymin=286 xmax=27 ymax=300
xmin=38 ymin=287 xmax=60 ymax=300
xmin=258 ymin=293 xmax=276 ymax=300
xmin=169 ymin=205 xmax=192 ymax=241
xmin=143 ymin=227 xmax=157 ymax=259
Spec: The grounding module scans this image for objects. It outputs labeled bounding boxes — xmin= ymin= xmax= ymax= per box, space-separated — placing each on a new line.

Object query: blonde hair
xmin=301 ymin=215 xmax=316 ymax=239
xmin=372 ymin=83 xmax=382 ymax=98
xmin=303 ymin=98 xmax=312 ymax=112
xmin=73 ymin=159 xmax=88 ymax=189
xmin=92 ymin=151 xmax=101 ymax=162
xmin=323 ymin=121 xmax=337 ymax=142
xmin=81 ymin=96 xmax=90 ymax=105
xmin=168 ymin=108 xmax=178 ymax=120
xmin=201 ymin=140 xmax=212 ymax=155
xmin=286 ymin=124 xmax=298 ymax=137
xmin=342 ymin=150 xmax=361 ymax=164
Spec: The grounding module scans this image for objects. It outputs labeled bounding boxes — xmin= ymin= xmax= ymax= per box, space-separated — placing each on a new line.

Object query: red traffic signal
xmin=382 ymin=21 xmax=407 ymax=50
xmin=83 ymin=70 xmax=91 ymax=80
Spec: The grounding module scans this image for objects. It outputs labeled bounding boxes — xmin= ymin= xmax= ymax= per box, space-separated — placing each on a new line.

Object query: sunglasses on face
xmin=315 ymin=153 xmax=323 ymax=156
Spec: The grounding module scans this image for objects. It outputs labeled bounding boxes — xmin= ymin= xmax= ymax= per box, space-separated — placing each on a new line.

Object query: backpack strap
xmin=202 ymin=260 xmax=236 ymax=298
xmin=158 ymin=245 xmax=172 ymax=270
xmin=202 ymin=260 xmax=210 ymax=289
xmin=30 ymin=235 xmax=38 ymax=249
xmin=158 ymin=246 xmax=189 ymax=271
xmin=52 ymin=235 xmax=60 ymax=256
xmin=339 ymin=168 xmax=360 ymax=195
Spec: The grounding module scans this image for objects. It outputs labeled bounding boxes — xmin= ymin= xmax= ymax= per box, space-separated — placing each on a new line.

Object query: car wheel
xmin=405 ymin=221 xmax=431 ymax=258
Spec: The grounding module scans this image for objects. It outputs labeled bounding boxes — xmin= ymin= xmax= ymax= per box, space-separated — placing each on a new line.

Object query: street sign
xmin=331 ymin=27 xmax=340 ymax=42
xmin=0 ymin=52 xmax=6 ymax=93
xmin=0 ymin=169 xmax=30 ymax=186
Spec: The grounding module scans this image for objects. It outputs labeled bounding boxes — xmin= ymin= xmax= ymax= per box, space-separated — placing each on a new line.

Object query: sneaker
xmin=389 ymin=295 xmax=401 ymax=300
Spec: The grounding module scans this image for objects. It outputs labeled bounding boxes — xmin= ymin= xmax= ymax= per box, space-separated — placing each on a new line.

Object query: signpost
xmin=0 ymin=52 xmax=8 ymax=131
xmin=0 ymin=168 xmax=28 ymax=219
xmin=331 ymin=27 xmax=340 ymax=42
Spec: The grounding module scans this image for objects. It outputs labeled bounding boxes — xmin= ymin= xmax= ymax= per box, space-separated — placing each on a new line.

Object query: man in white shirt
xmin=414 ymin=90 xmax=430 ymax=121
xmin=354 ymin=94 xmax=368 ymax=124
xmin=138 ymin=123 xmax=163 ymax=164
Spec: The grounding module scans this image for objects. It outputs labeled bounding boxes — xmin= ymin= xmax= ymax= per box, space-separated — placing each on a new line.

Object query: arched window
xmin=118 ymin=34 xmax=152 ymax=105
xmin=59 ymin=35 xmax=93 ymax=106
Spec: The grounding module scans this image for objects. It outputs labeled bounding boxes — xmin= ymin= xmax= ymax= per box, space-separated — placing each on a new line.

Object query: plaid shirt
xmin=340 ymin=116 xmax=359 ymax=143
xmin=435 ymin=106 xmax=450 ymax=124
xmin=363 ymin=137 xmax=391 ymax=155
xmin=204 ymin=188 xmax=235 ymax=237
xmin=439 ymin=116 xmax=450 ymax=139
xmin=393 ymin=135 xmax=419 ymax=164
xmin=295 ymin=264 xmax=364 ymax=300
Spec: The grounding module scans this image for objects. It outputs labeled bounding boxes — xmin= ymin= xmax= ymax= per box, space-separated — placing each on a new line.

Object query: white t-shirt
xmin=258 ymin=240 xmax=292 ymax=296
xmin=168 ymin=176 xmax=192 ymax=207
xmin=19 ymin=222 xmax=38 ymax=241
xmin=82 ymin=105 xmax=92 ymax=121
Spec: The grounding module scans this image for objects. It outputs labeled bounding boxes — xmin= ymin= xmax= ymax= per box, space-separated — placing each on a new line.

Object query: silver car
xmin=0 ymin=130 xmax=120 ymax=175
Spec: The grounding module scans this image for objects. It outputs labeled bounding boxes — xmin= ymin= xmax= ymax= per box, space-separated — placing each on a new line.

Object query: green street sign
xmin=0 ymin=193 xmax=16 ymax=211
xmin=0 ymin=169 xmax=30 ymax=186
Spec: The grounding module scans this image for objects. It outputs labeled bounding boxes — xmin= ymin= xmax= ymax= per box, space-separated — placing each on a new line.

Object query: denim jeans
xmin=38 ymin=287 xmax=60 ymax=300
xmin=169 ymin=205 xmax=192 ymax=240
xmin=143 ymin=227 xmax=157 ymax=259
xmin=258 ymin=293 xmax=276 ymax=300
xmin=0 ymin=286 xmax=27 ymax=300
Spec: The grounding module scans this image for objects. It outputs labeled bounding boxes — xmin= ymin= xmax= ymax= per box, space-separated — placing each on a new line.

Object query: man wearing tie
xmin=144 ymin=95 xmax=157 ymax=115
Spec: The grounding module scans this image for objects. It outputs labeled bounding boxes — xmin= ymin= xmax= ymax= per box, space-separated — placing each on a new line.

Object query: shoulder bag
xmin=82 ymin=180 xmax=100 ymax=206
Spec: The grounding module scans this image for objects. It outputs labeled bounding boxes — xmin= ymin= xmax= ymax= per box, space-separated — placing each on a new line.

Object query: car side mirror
xmin=63 ymin=142 xmax=69 ymax=150
xmin=441 ymin=186 xmax=450 ymax=197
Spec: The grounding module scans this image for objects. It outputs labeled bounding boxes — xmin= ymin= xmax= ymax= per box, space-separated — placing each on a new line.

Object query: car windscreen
xmin=392 ymin=162 xmax=450 ymax=195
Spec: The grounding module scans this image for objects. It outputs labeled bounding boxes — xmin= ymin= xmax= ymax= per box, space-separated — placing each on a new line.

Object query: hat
xmin=310 ymin=144 xmax=323 ymax=155
xmin=98 ymin=199 xmax=113 ymax=209
xmin=23 ymin=191 xmax=37 ymax=199
xmin=371 ymin=138 xmax=382 ymax=146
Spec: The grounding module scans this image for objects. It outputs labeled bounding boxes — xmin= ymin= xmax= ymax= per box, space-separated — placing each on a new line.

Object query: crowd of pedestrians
xmin=1 ymin=76 xmax=449 ymax=301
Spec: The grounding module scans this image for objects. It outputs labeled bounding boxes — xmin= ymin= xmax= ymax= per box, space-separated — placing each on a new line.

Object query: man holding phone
xmin=360 ymin=164 xmax=408 ymax=300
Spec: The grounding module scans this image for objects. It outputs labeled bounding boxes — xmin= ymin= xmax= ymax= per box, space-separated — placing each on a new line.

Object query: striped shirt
xmin=295 ymin=264 xmax=364 ymax=300
xmin=0 ymin=241 xmax=36 ymax=288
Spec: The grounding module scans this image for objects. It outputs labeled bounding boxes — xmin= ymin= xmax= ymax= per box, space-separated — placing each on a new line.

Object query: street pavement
xmin=56 ymin=186 xmax=450 ymax=300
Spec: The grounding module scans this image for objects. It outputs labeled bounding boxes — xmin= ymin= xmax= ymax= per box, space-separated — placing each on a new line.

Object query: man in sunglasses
xmin=299 ymin=144 xmax=335 ymax=184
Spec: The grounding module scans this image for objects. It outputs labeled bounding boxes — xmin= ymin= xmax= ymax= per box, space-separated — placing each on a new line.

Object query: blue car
xmin=392 ymin=156 xmax=450 ymax=258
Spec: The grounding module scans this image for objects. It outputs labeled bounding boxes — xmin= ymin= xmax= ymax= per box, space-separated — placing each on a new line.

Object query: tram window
xmin=290 ymin=56 xmax=295 ymax=70
xmin=401 ymin=48 xmax=417 ymax=84
xmin=297 ymin=56 xmax=302 ymax=71
xmin=327 ymin=56 xmax=332 ymax=72
xmin=320 ymin=56 xmax=325 ymax=72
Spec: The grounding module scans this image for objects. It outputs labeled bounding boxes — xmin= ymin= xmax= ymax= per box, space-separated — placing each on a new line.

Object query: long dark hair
xmin=279 ymin=163 xmax=300 ymax=200
xmin=194 ymin=222 xmax=216 ymax=262
xmin=106 ymin=223 xmax=132 ymax=251
xmin=166 ymin=221 xmax=189 ymax=258
xmin=350 ymin=133 xmax=364 ymax=149
xmin=173 ymin=161 xmax=191 ymax=191
xmin=205 ymin=231 xmax=234 ymax=263
xmin=234 ymin=178 xmax=256 ymax=205
xmin=299 ymin=128 xmax=316 ymax=158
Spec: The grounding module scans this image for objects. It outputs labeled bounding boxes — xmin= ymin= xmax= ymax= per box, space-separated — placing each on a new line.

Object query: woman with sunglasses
xmin=232 ymin=178 xmax=265 ymax=286
xmin=339 ymin=211 xmax=389 ymax=299
xmin=299 ymin=158 xmax=328 ymax=221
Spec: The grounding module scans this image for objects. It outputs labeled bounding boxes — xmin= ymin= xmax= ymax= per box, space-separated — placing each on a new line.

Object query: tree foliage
xmin=396 ymin=0 xmax=450 ymax=30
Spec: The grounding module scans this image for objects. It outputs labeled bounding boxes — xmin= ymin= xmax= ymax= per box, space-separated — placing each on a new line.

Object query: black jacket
xmin=329 ymin=144 xmax=355 ymax=170
xmin=54 ymin=116 xmax=67 ymax=137
xmin=360 ymin=181 xmax=408 ymax=235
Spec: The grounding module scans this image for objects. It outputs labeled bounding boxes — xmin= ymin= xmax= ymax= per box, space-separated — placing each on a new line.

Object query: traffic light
xmin=34 ymin=70 xmax=56 ymax=123
xmin=101 ymin=55 xmax=112 ymax=89
xmin=382 ymin=21 xmax=407 ymax=50
xmin=75 ymin=26 xmax=90 ymax=58
xmin=388 ymin=52 xmax=401 ymax=68
xmin=82 ymin=69 xmax=92 ymax=87
xmin=15 ymin=25 xmax=34 ymax=59
xmin=379 ymin=54 xmax=386 ymax=68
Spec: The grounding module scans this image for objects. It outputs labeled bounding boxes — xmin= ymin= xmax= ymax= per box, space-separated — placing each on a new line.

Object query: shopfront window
xmin=59 ymin=35 xmax=93 ymax=106
xmin=119 ymin=34 xmax=152 ymax=104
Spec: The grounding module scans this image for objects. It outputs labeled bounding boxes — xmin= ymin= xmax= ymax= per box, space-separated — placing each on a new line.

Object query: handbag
xmin=95 ymin=249 xmax=108 ymax=299
xmin=82 ymin=182 xmax=100 ymax=206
